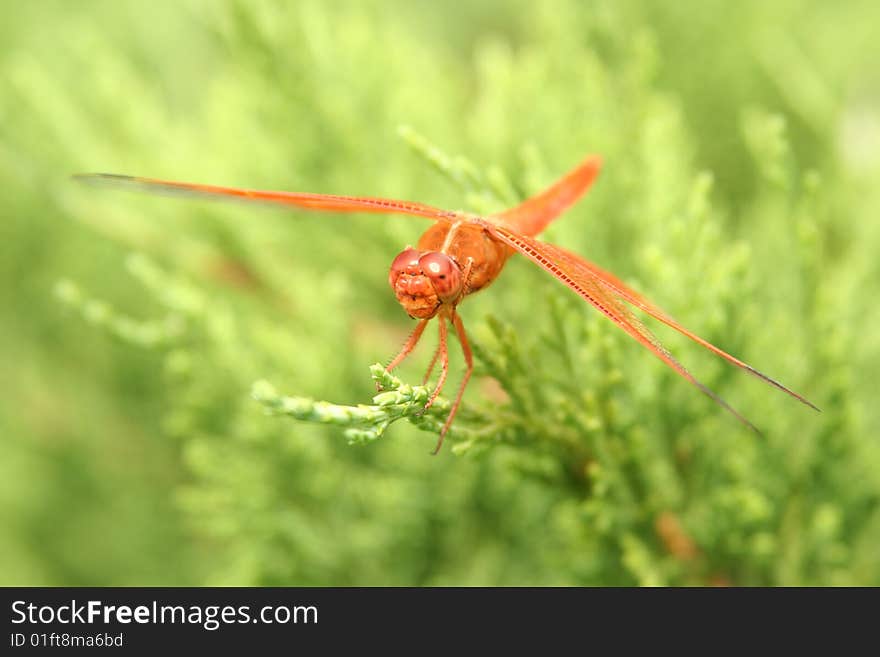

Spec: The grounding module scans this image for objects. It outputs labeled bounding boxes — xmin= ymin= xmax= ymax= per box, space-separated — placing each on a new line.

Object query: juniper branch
xmin=54 ymin=278 xmax=185 ymax=347
xmin=252 ymin=363 xmax=494 ymax=449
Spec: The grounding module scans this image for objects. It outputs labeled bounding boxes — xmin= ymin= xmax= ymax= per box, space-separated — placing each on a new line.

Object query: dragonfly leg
xmin=424 ymin=318 xmax=449 ymax=413
xmin=380 ymin=318 xmax=430 ymax=390
xmin=422 ymin=343 xmax=443 ymax=385
xmin=455 ymin=257 xmax=475 ymax=303
xmin=432 ymin=311 xmax=474 ymax=455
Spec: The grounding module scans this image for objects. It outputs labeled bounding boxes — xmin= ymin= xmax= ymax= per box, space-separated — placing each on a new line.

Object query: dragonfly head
xmin=389 ymin=248 xmax=463 ymax=319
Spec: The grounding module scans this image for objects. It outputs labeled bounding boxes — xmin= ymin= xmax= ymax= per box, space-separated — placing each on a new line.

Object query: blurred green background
xmin=2 ymin=0 xmax=879 ymax=586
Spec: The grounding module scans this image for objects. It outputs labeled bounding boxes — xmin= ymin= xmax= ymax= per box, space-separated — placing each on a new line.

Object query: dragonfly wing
xmin=547 ymin=242 xmax=820 ymax=412
xmin=484 ymin=223 xmax=817 ymax=430
xmin=73 ymin=173 xmax=462 ymax=222
xmin=489 ymin=155 xmax=602 ymax=237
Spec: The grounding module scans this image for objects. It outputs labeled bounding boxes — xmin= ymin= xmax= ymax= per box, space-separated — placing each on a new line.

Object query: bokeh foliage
xmin=2 ymin=0 xmax=879 ymax=585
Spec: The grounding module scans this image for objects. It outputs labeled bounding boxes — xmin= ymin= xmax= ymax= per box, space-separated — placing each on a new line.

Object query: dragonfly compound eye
xmin=388 ymin=247 xmax=422 ymax=289
xmin=419 ymin=252 xmax=462 ymax=301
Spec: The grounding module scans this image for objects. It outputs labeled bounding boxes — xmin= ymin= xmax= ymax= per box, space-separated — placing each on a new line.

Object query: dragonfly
xmin=75 ymin=154 xmax=819 ymax=453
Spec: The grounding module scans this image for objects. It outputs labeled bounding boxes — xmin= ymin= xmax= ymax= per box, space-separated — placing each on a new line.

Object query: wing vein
xmin=485 ymin=223 xmax=817 ymax=430
xmin=73 ymin=173 xmax=460 ymax=222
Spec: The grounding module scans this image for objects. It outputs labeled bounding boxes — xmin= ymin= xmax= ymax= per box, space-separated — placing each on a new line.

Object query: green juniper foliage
xmin=1 ymin=0 xmax=878 ymax=586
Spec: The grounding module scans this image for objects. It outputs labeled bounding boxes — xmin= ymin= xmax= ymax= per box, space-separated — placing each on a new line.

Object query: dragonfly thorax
xmin=388 ymin=248 xmax=463 ymax=319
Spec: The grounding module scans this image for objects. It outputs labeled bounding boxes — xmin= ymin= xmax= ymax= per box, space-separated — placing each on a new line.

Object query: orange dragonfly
xmin=75 ymin=154 xmax=818 ymax=453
